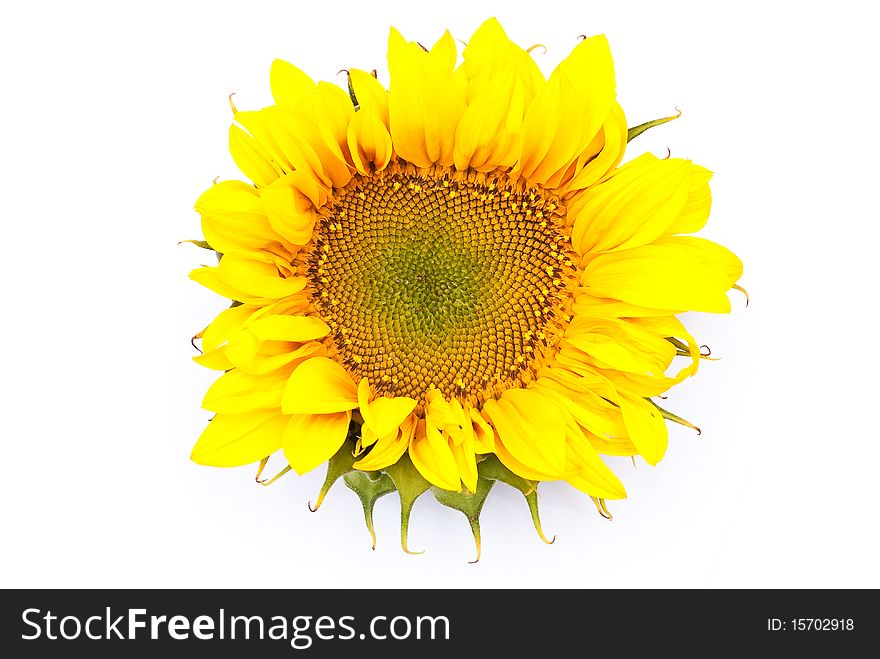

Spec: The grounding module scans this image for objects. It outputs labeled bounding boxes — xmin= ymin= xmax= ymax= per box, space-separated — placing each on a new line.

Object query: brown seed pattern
xmin=306 ymin=166 xmax=574 ymax=404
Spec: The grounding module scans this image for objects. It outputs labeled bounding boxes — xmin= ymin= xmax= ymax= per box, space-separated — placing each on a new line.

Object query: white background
xmin=1 ymin=0 xmax=877 ymax=588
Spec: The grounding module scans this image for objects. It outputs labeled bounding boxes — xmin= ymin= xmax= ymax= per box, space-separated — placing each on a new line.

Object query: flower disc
xmin=309 ymin=166 xmax=573 ymax=405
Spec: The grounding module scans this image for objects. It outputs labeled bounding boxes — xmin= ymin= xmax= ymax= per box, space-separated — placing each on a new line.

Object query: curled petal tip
xmin=733 ymin=284 xmax=750 ymax=307
xmin=260 ymin=465 xmax=291 ymax=487
xmin=308 ymin=482 xmax=329 ymax=509
xmin=401 ymin=523 xmax=424 ymax=555
xmin=468 ymin=519 xmax=482 ymax=563
xmin=308 ymin=488 xmax=329 ymax=511
xmin=592 ymin=497 xmax=613 ymax=520
xmin=254 ymin=457 xmax=269 ymax=483
xmin=228 ymin=92 xmax=238 ymax=115
xmin=468 ymin=531 xmax=481 ymax=563
xmin=537 ymin=528 xmax=556 ymax=545
xmin=527 ymin=43 xmax=547 ymax=54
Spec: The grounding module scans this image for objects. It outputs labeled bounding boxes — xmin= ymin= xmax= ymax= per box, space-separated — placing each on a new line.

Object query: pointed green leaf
xmin=478 ymin=456 xmax=554 ymax=545
xmin=432 ymin=477 xmax=495 ymax=562
xmin=650 ymin=399 xmax=701 ymax=434
xmin=383 ymin=454 xmax=431 ymax=554
xmin=344 ymin=471 xmax=397 ymax=549
xmin=627 ymin=109 xmax=682 ymax=143
xmin=309 ymin=423 xmax=360 ymax=511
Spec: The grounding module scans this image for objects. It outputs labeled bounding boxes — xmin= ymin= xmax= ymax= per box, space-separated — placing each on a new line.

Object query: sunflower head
xmin=187 ymin=17 xmax=743 ymax=559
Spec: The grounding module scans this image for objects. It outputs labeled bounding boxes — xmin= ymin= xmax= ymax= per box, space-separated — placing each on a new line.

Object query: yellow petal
xmin=564 ymin=421 xmax=627 ymax=499
xmin=564 ymin=317 xmax=676 ymax=377
xmin=388 ymin=27 xmax=465 ymax=167
xmin=189 ymin=265 xmax=250 ymax=302
xmin=459 ymin=18 xmax=544 ymax=103
xmin=282 ymin=411 xmax=351 ymax=475
xmin=200 ymin=305 xmax=256 ymax=354
xmin=241 ymin=106 xmax=351 ymax=189
xmin=246 ymin=314 xmax=329 ymax=343
xmin=666 ymin=165 xmax=713 ymax=235
xmin=281 ymin=356 xmax=358 ymax=414
xmin=492 ymin=434 xmax=558 ymax=481
xmin=314 ymin=81 xmax=355 ymax=156
xmin=583 ymin=238 xmax=742 ymax=313
xmin=566 ymin=102 xmax=628 ymax=192
xmin=450 ymin=432 xmax=479 ymax=493
xmin=424 ymin=388 xmax=461 ymax=430
xmin=195 ymin=180 xmax=282 ymax=255
xmin=570 ymin=154 xmax=693 ymax=255
xmin=191 ymin=410 xmax=285 ymax=467
xmin=454 ymin=68 xmax=526 ymax=171
xmin=270 ymin=59 xmax=317 ymax=109
xmin=446 ymin=398 xmax=473 ymax=447
xmin=227 ymin=339 xmax=324 ymax=376
xmin=533 ymin=372 xmax=627 ymax=439
xmin=202 ymin=366 xmax=291 ymax=414
xmin=409 ymin=420 xmax=462 ymax=491
xmin=259 ymin=177 xmax=317 ymax=246
xmin=349 ymin=69 xmax=389 ymax=123
xmin=483 ymin=388 xmax=566 ymax=477
xmin=657 ymin=235 xmax=743 ymax=287
xmin=618 ymin=393 xmax=668 ymax=465
xmin=357 ymin=377 xmax=418 ymax=438
xmin=571 ymin=292 xmax=673 ymax=318
xmin=192 ymin=251 xmax=306 ymax=303
xmin=346 ymin=107 xmax=393 ymax=175
xmin=353 ymin=415 xmax=416 ymax=471
xmin=517 ymin=35 xmax=615 ymax=186
xmin=228 ymin=125 xmax=280 ymax=187
xmin=370 ymin=397 xmax=418 ymax=438
xmin=469 ymin=406 xmax=495 ymax=453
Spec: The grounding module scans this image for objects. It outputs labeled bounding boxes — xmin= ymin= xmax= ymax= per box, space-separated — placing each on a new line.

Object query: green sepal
xmin=179 ymin=239 xmax=213 ymax=250
xmin=650 ymin=399 xmax=701 ymax=434
xmin=383 ymin=454 xmax=431 ymax=554
xmin=345 ymin=71 xmax=359 ymax=110
xmin=432 ymin=477 xmax=495 ymax=563
xmin=664 ymin=336 xmax=690 ymax=356
xmin=343 ymin=471 xmax=397 ymax=549
xmin=309 ymin=426 xmax=360 ymax=511
xmin=627 ymin=109 xmax=682 ymax=143
xmin=478 ymin=456 xmax=554 ymax=544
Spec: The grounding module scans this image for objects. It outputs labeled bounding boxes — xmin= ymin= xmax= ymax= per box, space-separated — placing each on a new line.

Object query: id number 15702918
xmin=767 ymin=619 xmax=854 ymax=631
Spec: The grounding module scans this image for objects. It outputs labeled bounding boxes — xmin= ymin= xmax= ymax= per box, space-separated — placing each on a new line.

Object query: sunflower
xmin=188 ymin=17 xmax=743 ymax=558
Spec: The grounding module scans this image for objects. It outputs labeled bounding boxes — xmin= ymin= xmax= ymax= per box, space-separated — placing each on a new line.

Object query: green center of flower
xmin=307 ymin=166 xmax=574 ymax=403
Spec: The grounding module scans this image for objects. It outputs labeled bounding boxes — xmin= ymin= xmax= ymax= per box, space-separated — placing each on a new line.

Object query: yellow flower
xmin=188 ymin=18 xmax=743 ymax=558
